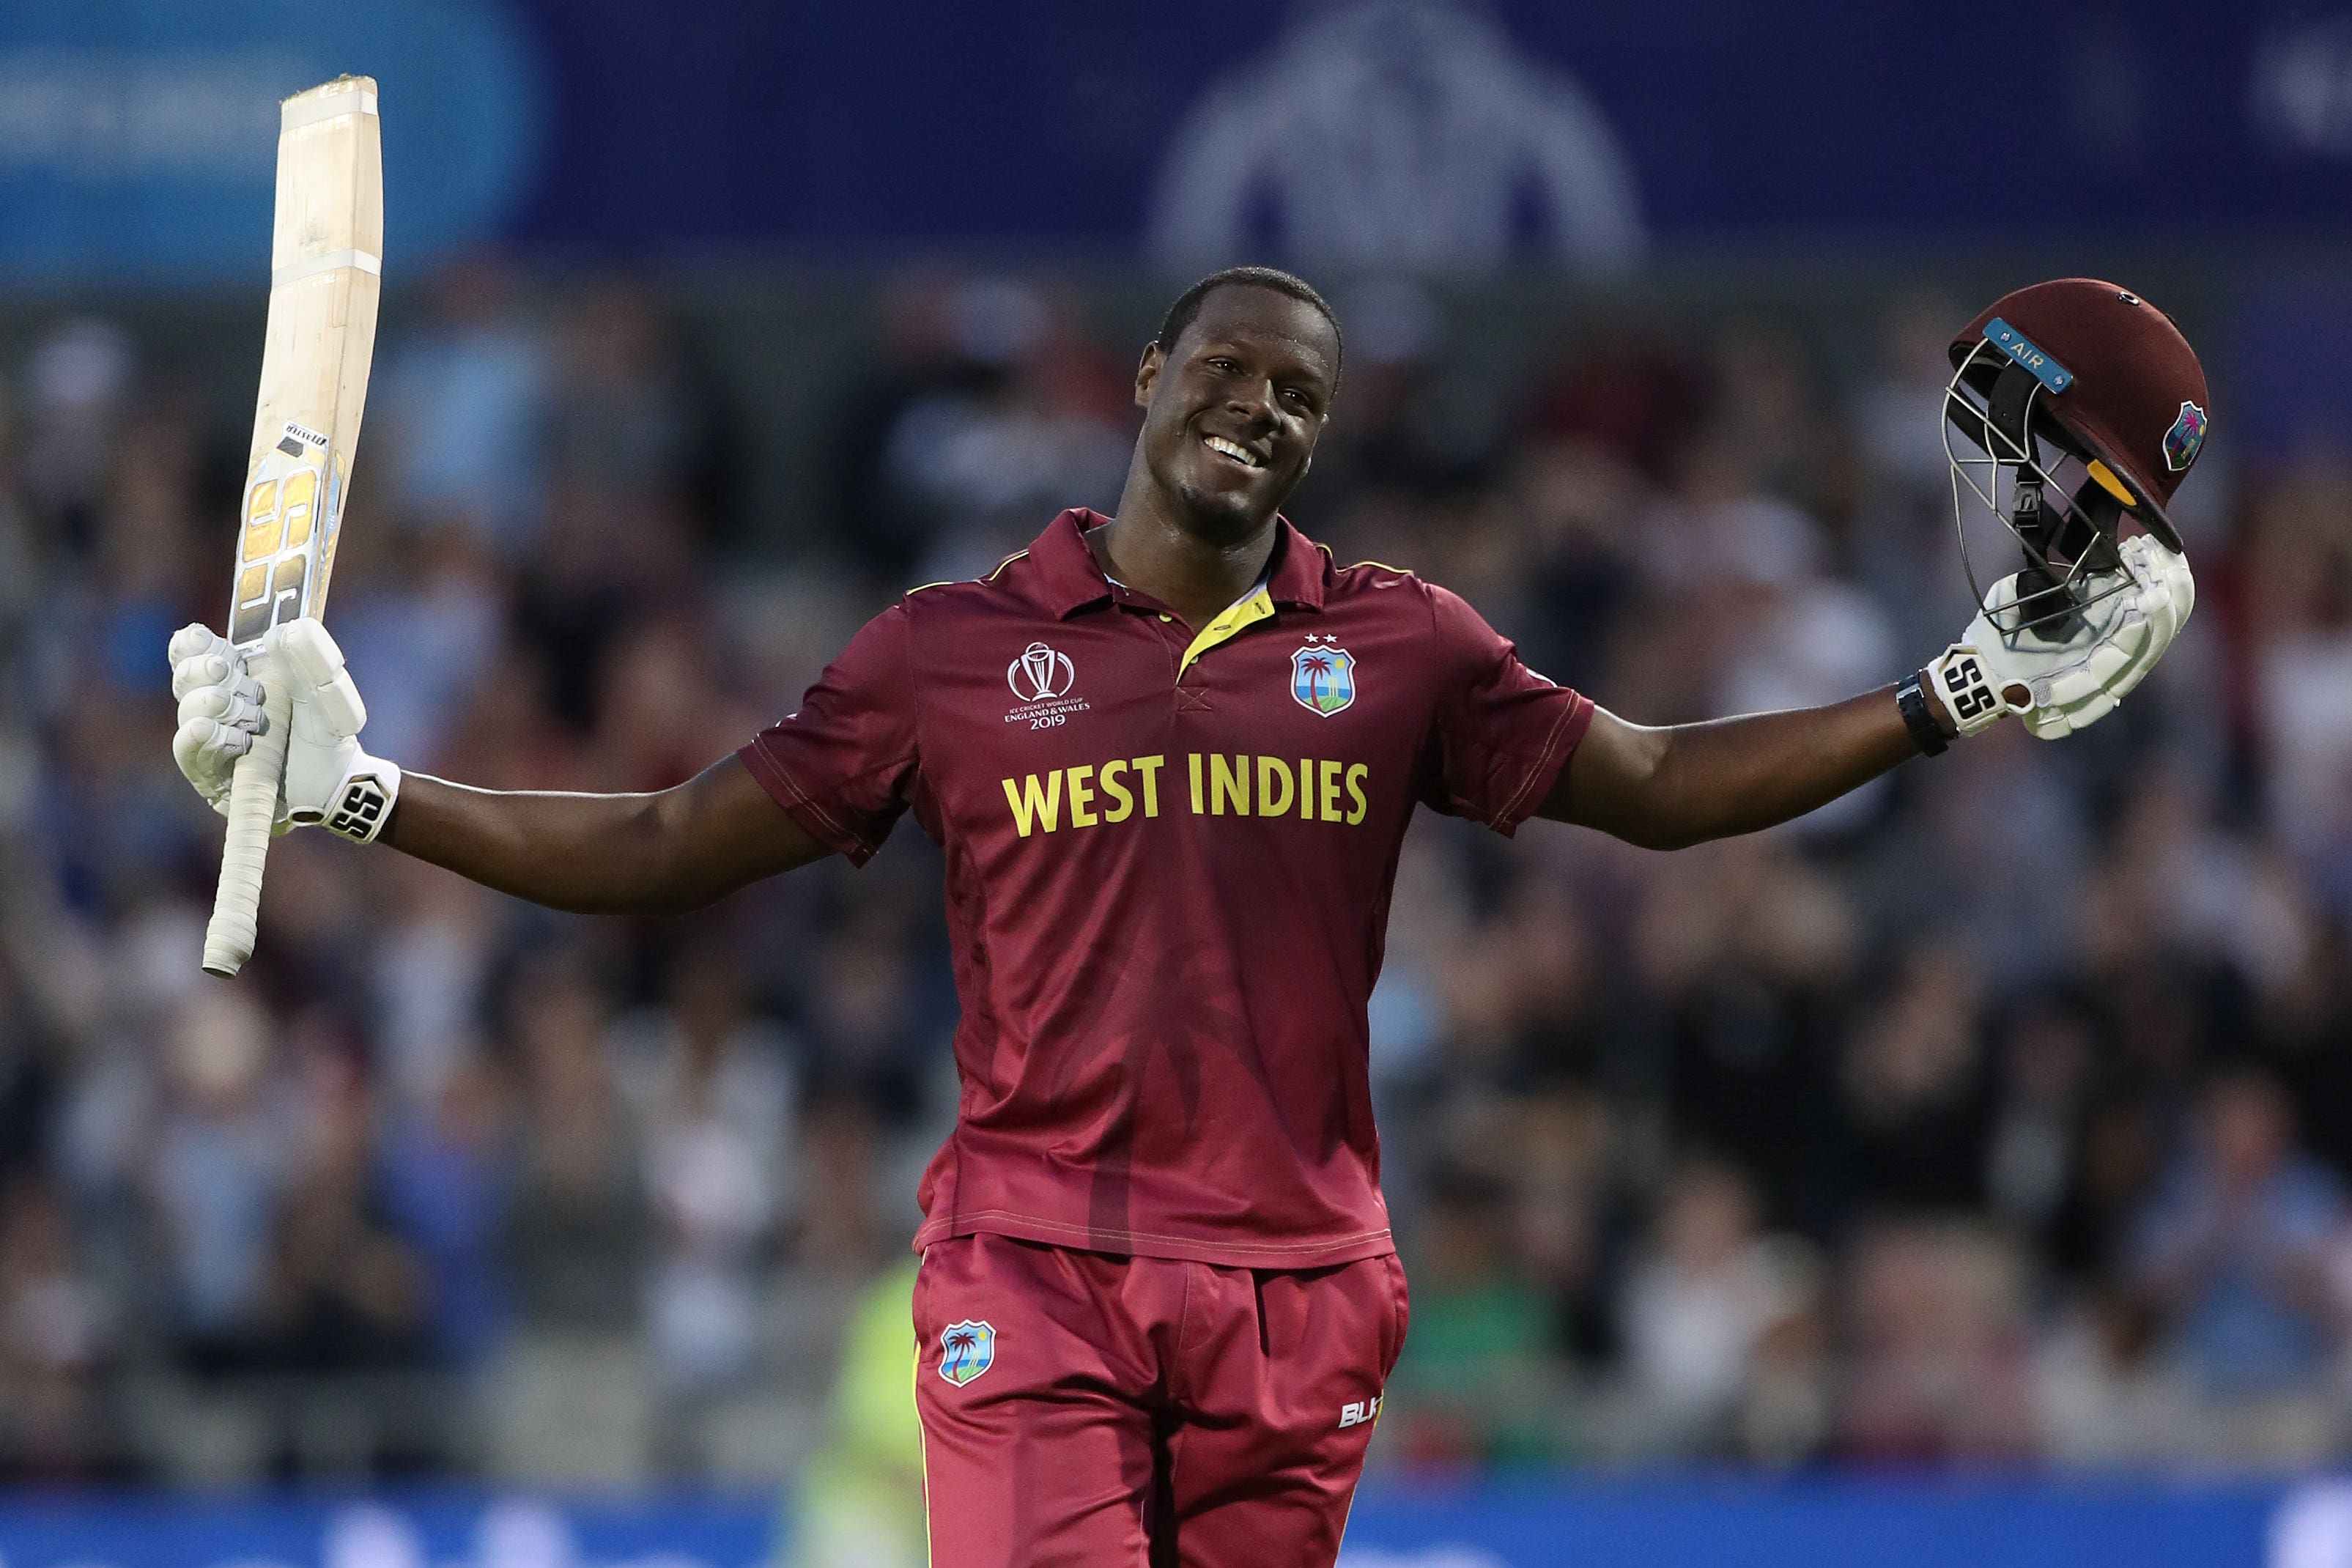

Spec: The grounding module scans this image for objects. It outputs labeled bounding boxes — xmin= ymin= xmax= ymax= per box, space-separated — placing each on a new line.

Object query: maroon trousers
xmin=913 ymin=1233 xmax=1410 ymax=1567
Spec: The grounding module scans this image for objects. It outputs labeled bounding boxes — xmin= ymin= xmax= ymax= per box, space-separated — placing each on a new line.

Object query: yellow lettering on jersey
xmin=1098 ymin=760 xmax=1133 ymax=823
xmin=1002 ymin=772 xmax=1062 ymax=836
xmin=1176 ymin=587 xmax=1275 ymax=675
xmin=1257 ymin=756 xmax=1294 ymax=817
xmin=1132 ymin=755 xmax=1164 ymax=817
xmin=1210 ymin=753 xmax=1249 ymax=815
xmin=1008 ymin=754 xmax=1365 ymax=836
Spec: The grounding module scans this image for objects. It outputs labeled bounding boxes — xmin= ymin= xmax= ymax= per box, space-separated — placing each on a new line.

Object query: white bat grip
xmin=201 ymin=648 xmax=292 ymax=977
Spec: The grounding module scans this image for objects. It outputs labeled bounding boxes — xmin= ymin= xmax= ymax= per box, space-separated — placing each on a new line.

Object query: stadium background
xmin=5 ymin=1 xmax=2352 ymax=1564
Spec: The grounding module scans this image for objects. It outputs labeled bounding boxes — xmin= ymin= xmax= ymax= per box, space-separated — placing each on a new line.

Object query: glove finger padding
xmin=173 ymin=659 xmax=264 ymax=711
xmin=2124 ymin=536 xmax=2194 ymax=639
xmin=2022 ymin=705 xmax=2071 ymax=740
xmin=2065 ymin=687 xmax=2118 ymax=728
xmin=2042 ymin=666 xmax=2114 ymax=711
xmin=314 ymin=667 xmax=366 ymax=739
xmin=169 ymin=650 xmax=223 ymax=700
xmin=2045 ymin=621 xmax=2148 ymax=700
xmin=2105 ymin=654 xmax=2163 ymax=703
xmin=270 ymin=618 xmax=367 ymax=740
xmin=170 ymin=655 xmax=265 ymax=711
xmin=177 ymin=683 xmax=267 ymax=736
xmin=167 ymin=622 xmax=228 ymax=670
xmin=2096 ymin=538 xmax=2192 ymax=708
xmin=172 ymin=714 xmax=249 ymax=786
xmin=2024 ymin=687 xmax=2116 ymax=741
xmin=2151 ymin=559 xmax=2192 ymax=647
xmin=2100 ymin=618 xmax=2171 ymax=703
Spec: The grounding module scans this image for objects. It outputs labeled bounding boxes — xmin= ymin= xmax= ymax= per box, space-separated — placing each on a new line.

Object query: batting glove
xmin=169 ymin=618 xmax=402 ymax=842
xmin=1923 ymin=533 xmax=2194 ymax=742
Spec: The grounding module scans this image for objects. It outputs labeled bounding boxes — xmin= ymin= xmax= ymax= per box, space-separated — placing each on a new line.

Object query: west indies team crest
xmin=2164 ymin=399 xmax=2208 ymax=473
xmin=1290 ymin=635 xmax=1357 ymax=717
xmin=937 ymin=1319 xmax=996 ymax=1386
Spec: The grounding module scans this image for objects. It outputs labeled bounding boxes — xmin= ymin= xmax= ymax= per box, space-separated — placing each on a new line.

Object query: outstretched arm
xmin=171 ymin=619 xmax=830 ymax=917
xmin=1543 ymin=529 xmax=2200 ymax=849
xmin=385 ymin=755 xmax=827 ymax=914
xmin=1544 ymin=687 xmax=1945 ymax=850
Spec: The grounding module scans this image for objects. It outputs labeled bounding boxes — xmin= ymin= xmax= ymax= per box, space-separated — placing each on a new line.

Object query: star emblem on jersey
xmin=1290 ymin=636 xmax=1356 ymax=717
xmin=937 ymin=1319 xmax=996 ymax=1386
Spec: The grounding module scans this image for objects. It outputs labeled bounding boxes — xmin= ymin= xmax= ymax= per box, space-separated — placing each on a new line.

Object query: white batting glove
xmin=168 ymin=619 xmax=402 ymax=842
xmin=169 ymin=624 xmax=269 ymax=815
xmin=1924 ymin=533 xmax=2194 ymax=742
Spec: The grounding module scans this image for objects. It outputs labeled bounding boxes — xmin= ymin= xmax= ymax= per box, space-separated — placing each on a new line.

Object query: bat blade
xmin=202 ymin=75 xmax=382 ymax=979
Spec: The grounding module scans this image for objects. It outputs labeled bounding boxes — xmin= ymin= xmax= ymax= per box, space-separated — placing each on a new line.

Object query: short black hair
xmin=1154 ymin=266 xmax=1343 ymax=376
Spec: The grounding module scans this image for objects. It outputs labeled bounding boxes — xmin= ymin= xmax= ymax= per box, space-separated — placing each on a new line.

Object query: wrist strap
xmin=1896 ymin=671 xmax=1948 ymax=756
xmin=1925 ymin=643 xmax=2011 ymax=736
xmin=321 ymin=758 xmax=401 ymax=843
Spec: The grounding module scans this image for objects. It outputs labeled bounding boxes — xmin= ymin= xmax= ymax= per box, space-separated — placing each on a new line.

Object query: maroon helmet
xmin=1944 ymin=278 xmax=2209 ymax=636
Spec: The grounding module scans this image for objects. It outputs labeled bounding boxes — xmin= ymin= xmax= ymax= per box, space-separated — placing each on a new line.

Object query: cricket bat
xmin=201 ymin=75 xmax=382 ymax=978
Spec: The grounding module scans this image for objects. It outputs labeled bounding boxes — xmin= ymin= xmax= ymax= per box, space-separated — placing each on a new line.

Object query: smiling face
xmin=1132 ymin=285 xmax=1339 ymax=543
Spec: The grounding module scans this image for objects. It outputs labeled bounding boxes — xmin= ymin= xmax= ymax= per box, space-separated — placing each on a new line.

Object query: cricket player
xmin=169 ymin=270 xmax=2205 ymax=1565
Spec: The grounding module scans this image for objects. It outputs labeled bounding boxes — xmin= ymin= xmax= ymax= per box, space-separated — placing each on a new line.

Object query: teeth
xmin=1204 ymin=435 xmax=1262 ymax=467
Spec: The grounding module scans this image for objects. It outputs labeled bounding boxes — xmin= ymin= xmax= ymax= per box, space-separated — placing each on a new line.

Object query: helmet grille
xmin=1945 ymin=342 xmax=2134 ymax=640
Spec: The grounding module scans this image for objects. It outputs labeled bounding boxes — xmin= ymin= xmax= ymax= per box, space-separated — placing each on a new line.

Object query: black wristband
xmin=1896 ymin=670 xmax=1948 ymax=756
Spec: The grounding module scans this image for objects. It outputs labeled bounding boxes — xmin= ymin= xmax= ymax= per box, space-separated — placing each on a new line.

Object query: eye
xmin=1208 ymin=357 xmax=1240 ymax=373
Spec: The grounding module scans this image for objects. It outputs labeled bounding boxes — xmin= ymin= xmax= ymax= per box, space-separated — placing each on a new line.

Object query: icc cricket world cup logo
xmin=1007 ymin=641 xmax=1076 ymax=703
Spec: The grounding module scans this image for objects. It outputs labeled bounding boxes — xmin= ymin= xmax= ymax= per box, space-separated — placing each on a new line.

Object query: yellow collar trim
xmin=1177 ymin=586 xmax=1276 ymax=674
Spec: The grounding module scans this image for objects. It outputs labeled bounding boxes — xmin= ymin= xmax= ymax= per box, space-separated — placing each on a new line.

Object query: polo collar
xmin=1027 ymin=508 xmax=1328 ymax=619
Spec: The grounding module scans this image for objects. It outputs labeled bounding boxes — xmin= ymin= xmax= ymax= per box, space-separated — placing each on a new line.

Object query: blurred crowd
xmin=0 ymin=259 xmax=2350 ymax=1489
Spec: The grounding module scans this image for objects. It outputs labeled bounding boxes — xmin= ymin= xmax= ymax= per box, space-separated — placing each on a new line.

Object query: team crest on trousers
xmin=938 ymin=1320 xmax=996 ymax=1386
xmin=1290 ymin=636 xmax=1357 ymax=717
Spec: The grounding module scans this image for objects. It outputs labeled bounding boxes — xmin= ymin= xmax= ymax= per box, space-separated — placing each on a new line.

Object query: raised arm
xmin=384 ymin=757 xmax=826 ymax=914
xmin=1543 ymin=529 xmax=2197 ymax=850
xmin=170 ymin=618 xmax=831 ymax=920
xmin=1545 ymin=688 xmax=1938 ymax=850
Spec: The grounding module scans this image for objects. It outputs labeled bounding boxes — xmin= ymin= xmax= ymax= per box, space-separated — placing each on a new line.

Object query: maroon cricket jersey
xmin=739 ymin=509 xmax=1592 ymax=1268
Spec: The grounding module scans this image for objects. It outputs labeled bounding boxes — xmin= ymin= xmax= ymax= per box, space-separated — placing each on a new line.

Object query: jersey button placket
xmin=1154 ymin=607 xmax=1213 ymax=712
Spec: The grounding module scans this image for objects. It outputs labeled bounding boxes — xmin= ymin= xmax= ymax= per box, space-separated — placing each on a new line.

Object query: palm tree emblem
xmin=1290 ymin=641 xmax=1356 ymax=715
xmin=938 ymin=1320 xmax=996 ymax=1386
xmin=1301 ymin=651 xmax=1334 ymax=704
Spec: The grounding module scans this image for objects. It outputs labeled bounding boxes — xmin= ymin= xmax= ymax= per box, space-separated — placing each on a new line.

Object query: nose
xmin=1226 ymin=378 xmax=1277 ymax=428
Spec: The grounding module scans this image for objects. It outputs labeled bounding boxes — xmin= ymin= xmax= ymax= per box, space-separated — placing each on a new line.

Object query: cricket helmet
xmin=1943 ymin=278 xmax=2209 ymax=637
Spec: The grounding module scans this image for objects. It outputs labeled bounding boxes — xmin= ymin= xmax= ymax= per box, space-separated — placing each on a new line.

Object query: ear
xmin=1135 ymin=344 xmax=1164 ymax=410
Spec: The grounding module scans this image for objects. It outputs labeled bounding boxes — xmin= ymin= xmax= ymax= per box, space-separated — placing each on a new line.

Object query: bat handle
xmin=201 ymin=646 xmax=292 ymax=977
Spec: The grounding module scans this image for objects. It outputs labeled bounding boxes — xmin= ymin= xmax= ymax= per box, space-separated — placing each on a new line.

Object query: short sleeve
xmin=1420 ymin=583 xmax=1593 ymax=834
xmin=737 ymin=604 xmax=918 ymax=865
